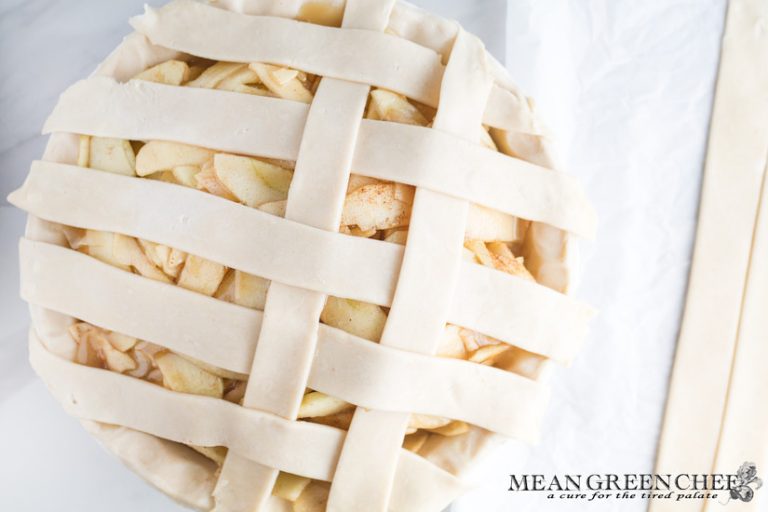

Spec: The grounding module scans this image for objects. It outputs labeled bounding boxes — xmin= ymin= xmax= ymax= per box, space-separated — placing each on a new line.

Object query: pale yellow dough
xmin=653 ymin=1 xmax=768 ymax=511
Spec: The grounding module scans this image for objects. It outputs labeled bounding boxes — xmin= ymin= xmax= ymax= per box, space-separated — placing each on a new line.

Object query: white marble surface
xmin=0 ymin=0 xmax=728 ymax=511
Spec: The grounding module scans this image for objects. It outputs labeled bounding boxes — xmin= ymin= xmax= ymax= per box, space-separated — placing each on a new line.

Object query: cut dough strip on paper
xmin=652 ymin=2 xmax=768 ymax=511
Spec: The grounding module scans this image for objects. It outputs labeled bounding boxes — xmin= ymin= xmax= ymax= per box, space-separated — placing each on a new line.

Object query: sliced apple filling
xmin=60 ymin=58 xmax=548 ymax=509
xmin=135 ymin=59 xmax=318 ymax=101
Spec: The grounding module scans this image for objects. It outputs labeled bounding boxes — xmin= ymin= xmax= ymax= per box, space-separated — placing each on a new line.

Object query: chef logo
xmin=507 ymin=462 xmax=762 ymax=505
xmin=724 ymin=462 xmax=762 ymax=504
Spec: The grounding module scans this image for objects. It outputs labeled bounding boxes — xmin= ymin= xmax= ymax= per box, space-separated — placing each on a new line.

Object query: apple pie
xmin=9 ymin=0 xmax=596 ymax=510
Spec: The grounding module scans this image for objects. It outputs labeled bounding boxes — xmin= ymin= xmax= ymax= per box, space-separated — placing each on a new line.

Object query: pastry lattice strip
xmin=21 ymin=234 xmax=549 ymax=438
xmin=131 ymin=0 xmax=538 ymax=134
xmin=44 ymin=75 xmax=595 ymax=237
xmin=327 ymin=25 xmax=496 ymax=508
xmin=17 ymin=162 xmax=591 ymax=362
xmin=27 ymin=330 xmax=466 ymax=509
xmin=212 ymin=3 xmax=399 ymax=506
xmin=10 ymin=0 xmax=597 ymax=510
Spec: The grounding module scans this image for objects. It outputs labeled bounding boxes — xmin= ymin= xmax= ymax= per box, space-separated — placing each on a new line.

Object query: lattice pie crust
xmin=9 ymin=1 xmax=596 ymax=510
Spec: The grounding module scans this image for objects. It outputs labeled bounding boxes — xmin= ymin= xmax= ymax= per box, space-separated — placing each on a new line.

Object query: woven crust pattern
xmin=10 ymin=1 xmax=596 ymax=510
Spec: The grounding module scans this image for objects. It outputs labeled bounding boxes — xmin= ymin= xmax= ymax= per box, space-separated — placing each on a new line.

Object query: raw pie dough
xmin=653 ymin=0 xmax=768 ymax=510
xmin=9 ymin=1 xmax=597 ymax=511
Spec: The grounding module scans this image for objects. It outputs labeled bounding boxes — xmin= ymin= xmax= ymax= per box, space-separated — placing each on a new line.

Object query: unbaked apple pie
xmin=9 ymin=0 xmax=596 ymax=510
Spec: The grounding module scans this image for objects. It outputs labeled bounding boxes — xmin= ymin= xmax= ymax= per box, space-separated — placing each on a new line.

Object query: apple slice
xmin=464 ymin=239 xmax=495 ymax=267
xmin=320 ymin=297 xmax=387 ymax=342
xmin=436 ymin=325 xmax=467 ymax=359
xmin=89 ymin=137 xmax=136 ymax=176
xmin=216 ymin=66 xmax=268 ymax=96
xmin=70 ymin=323 xmax=137 ymax=354
xmin=233 ymin=271 xmax=270 ymax=310
xmin=273 ymin=472 xmax=311 ymax=502
xmin=137 ymin=239 xmax=167 ymax=275
xmin=383 ymin=228 xmax=408 ymax=245
xmin=146 ymin=369 xmax=163 ymax=384
xmin=99 ymin=341 xmax=137 ymax=373
xmin=257 ymin=200 xmax=287 ymax=218
xmin=341 ymin=183 xmax=412 ymax=231
xmin=190 ymin=445 xmax=228 ymax=465
xmin=213 ymin=153 xmax=293 ymax=207
xmin=106 ymin=331 xmax=137 ymax=352
xmin=187 ymin=62 xmax=249 ymax=89
xmin=177 ymin=254 xmax=227 ymax=296
xmin=294 ymin=482 xmax=330 ymax=512
xmin=429 ymin=421 xmax=470 ymax=437
xmin=298 ymin=391 xmax=352 ymax=418
xmin=489 ymin=128 xmax=552 ymax=168
xmin=478 ymin=125 xmax=498 ymax=151
xmin=126 ymin=347 xmax=153 ymax=379
xmin=69 ymin=323 xmax=107 ymax=367
xmin=409 ymin=414 xmax=452 ymax=430
xmin=464 ymin=239 xmax=535 ymax=280
xmin=249 ymin=63 xmax=313 ymax=103
xmin=466 ymin=204 xmax=527 ymax=243
xmin=296 ymin=0 xmax=344 ymax=26
xmin=159 ymin=244 xmax=188 ymax=278
xmin=133 ymin=60 xmax=191 ymax=86
xmin=403 ymin=431 xmax=429 ymax=452
xmin=308 ymin=410 xmax=354 ymax=431
xmin=137 ymin=239 xmax=187 ymax=279
xmin=487 ymin=242 xmax=535 ymax=281
xmin=346 ymin=174 xmax=382 ymax=194
xmin=171 ymin=165 xmax=201 ymax=188
xmin=339 ymin=225 xmax=377 ymax=238
xmin=457 ymin=327 xmax=508 ymax=354
xmin=155 ymin=352 xmax=224 ymax=398
xmin=177 ymin=353 xmax=248 ymax=381
xmin=146 ymin=171 xmax=179 ymax=184
xmin=260 ymin=157 xmax=296 ymax=170
xmin=269 ymin=67 xmax=298 ymax=84
xmin=195 ymin=160 xmax=239 ymax=201
xmin=135 ymin=141 xmax=214 ymax=177
xmin=113 ymin=233 xmax=172 ymax=283
xmin=133 ymin=340 xmax=166 ymax=364
xmin=77 ymin=135 xmax=90 ymax=167
xmin=366 ymin=89 xmax=428 ymax=126
xmin=214 ymin=269 xmax=236 ymax=301
xmin=468 ymin=343 xmax=512 ymax=365
xmin=79 ymin=230 xmax=130 ymax=271
xmin=224 ymin=380 xmax=246 ymax=404
xmin=187 ymin=65 xmax=205 ymax=81
xmin=86 ymin=329 xmax=137 ymax=373
xmin=60 ymin=225 xmax=86 ymax=250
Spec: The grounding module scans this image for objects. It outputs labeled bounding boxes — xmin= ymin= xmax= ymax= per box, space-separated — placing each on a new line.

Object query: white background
xmin=0 ymin=0 xmax=728 ymax=510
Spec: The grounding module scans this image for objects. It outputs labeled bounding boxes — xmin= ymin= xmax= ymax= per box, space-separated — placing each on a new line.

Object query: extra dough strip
xmin=28 ymin=331 xmax=468 ymax=511
xmin=327 ymin=29 xmax=494 ymax=510
xmin=652 ymin=0 xmax=768 ymax=508
xmin=43 ymin=78 xmax=596 ymax=237
xmin=20 ymin=238 xmax=547 ymax=439
xmin=130 ymin=0 xmax=536 ymax=133
xmin=705 ymin=159 xmax=768 ymax=512
xmin=10 ymin=164 xmax=593 ymax=363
